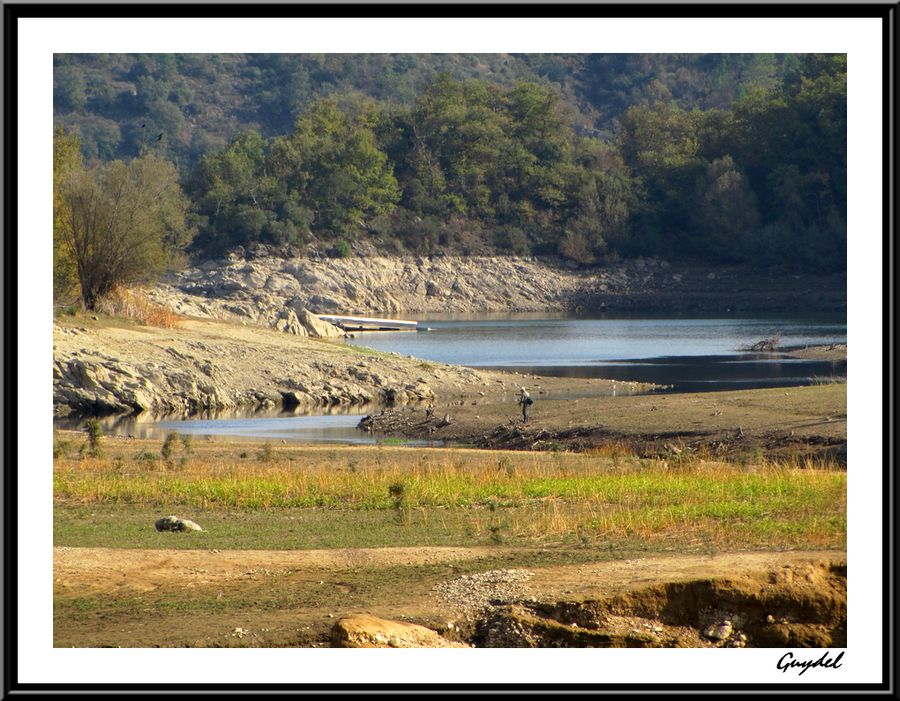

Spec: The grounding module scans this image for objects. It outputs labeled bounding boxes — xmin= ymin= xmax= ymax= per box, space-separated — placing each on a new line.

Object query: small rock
xmin=703 ymin=621 xmax=733 ymax=641
xmin=155 ymin=515 xmax=203 ymax=532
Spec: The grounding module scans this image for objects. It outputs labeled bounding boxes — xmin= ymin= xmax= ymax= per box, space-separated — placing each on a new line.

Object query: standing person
xmin=518 ymin=386 xmax=533 ymax=423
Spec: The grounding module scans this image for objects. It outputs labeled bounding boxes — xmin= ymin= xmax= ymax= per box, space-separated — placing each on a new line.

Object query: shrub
xmin=332 ymin=238 xmax=352 ymax=258
xmin=558 ymin=230 xmax=595 ymax=265
xmin=84 ymin=419 xmax=102 ymax=456
xmin=53 ymin=440 xmax=72 ymax=459
xmin=161 ymin=432 xmax=179 ymax=460
xmin=388 ymin=482 xmax=409 ymax=525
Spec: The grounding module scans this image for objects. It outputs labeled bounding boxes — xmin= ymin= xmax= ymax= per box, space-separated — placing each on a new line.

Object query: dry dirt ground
xmin=54 ymin=545 xmax=845 ymax=649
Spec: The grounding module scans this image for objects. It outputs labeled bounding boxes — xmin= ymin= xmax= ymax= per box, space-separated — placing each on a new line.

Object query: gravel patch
xmin=433 ymin=569 xmax=534 ymax=619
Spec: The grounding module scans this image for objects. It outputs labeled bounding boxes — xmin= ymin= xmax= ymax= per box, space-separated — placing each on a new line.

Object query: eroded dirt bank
xmin=53 ymin=546 xmax=845 ymax=648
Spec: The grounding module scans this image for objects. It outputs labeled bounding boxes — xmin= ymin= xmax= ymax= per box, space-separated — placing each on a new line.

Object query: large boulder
xmin=299 ymin=308 xmax=345 ymax=338
xmin=330 ymin=615 xmax=468 ymax=648
xmin=273 ymin=308 xmax=309 ymax=336
xmin=285 ymin=299 xmax=345 ymax=338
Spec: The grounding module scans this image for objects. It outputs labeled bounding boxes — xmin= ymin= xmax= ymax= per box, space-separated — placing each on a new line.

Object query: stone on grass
xmin=155 ymin=515 xmax=203 ymax=532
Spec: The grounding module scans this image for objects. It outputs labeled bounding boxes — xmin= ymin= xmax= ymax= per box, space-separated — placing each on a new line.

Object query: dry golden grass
xmin=94 ymin=285 xmax=181 ymax=328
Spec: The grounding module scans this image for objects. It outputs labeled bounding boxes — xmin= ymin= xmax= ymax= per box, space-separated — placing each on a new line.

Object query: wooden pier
xmin=316 ymin=314 xmax=418 ymax=331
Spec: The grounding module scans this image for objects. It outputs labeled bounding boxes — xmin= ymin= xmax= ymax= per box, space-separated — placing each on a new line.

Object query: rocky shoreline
xmin=52 ymin=315 xmax=638 ymax=419
xmin=147 ymin=252 xmax=847 ymax=333
xmin=53 ymin=317 xmax=450 ymax=417
xmin=54 ymin=251 xmax=846 ymax=422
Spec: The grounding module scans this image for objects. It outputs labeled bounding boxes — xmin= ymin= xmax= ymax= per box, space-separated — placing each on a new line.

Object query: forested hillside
xmin=53 ymin=53 xmax=846 ymax=275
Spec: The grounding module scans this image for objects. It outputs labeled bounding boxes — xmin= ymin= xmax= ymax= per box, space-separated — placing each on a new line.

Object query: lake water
xmin=57 ymin=313 xmax=846 ymax=443
xmin=347 ymin=313 xmax=847 ymax=392
xmin=55 ymin=406 xmax=442 ymax=446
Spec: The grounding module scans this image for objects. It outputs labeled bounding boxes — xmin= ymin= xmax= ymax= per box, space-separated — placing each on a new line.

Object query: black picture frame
xmin=3 ymin=1 xmax=896 ymax=696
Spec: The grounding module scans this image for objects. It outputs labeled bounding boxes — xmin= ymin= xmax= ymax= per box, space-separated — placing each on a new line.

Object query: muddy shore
xmin=360 ymin=380 xmax=847 ymax=464
xmin=53 ymin=311 xmax=846 ymax=464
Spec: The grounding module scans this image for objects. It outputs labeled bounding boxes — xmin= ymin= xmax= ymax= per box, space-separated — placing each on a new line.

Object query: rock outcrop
xmin=52 ymin=319 xmax=495 ymax=417
xmin=330 ymin=614 xmax=468 ymax=648
xmin=148 ymin=255 xmax=576 ymax=327
xmin=147 ymin=253 xmax=846 ymax=324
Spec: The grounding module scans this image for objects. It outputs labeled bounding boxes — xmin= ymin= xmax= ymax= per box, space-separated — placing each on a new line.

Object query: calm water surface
xmin=55 ymin=406 xmax=441 ymax=446
xmin=57 ymin=313 xmax=846 ymax=442
xmin=348 ymin=313 xmax=847 ymax=392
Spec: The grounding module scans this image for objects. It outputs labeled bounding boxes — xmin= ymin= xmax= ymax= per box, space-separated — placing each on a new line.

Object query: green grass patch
xmin=54 ymin=442 xmax=846 ymax=551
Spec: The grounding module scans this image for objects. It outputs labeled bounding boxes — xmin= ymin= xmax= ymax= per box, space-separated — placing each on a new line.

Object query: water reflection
xmin=54 ymin=405 xmax=441 ymax=446
xmin=487 ymin=354 xmax=846 ymax=393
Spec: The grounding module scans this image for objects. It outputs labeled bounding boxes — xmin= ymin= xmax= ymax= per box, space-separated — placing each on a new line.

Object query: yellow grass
xmin=94 ymin=285 xmax=181 ymax=328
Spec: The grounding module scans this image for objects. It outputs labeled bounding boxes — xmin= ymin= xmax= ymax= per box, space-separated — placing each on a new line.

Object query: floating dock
xmin=317 ymin=314 xmax=418 ymax=332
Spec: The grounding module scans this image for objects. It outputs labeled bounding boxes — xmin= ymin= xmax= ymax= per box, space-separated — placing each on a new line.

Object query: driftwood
xmin=745 ymin=334 xmax=781 ymax=352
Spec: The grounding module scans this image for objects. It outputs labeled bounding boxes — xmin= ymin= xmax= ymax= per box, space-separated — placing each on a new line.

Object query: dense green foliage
xmin=53 ymin=53 xmax=785 ymax=164
xmin=54 ymin=53 xmax=846 ymax=272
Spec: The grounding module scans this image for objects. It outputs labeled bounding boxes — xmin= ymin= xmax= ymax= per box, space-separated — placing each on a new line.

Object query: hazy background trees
xmin=53 ymin=53 xmax=847 ymax=284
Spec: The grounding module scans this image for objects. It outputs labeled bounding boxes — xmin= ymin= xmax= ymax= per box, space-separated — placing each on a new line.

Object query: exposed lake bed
xmin=52 ymin=301 xmax=847 ymax=649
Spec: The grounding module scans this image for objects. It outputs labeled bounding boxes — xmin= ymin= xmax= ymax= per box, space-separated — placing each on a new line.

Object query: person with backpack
xmin=518 ymin=386 xmax=533 ymax=423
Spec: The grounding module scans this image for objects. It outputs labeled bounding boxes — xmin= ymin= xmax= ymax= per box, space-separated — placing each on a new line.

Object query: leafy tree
xmin=53 ymin=128 xmax=83 ymax=305
xmin=54 ymin=65 xmax=86 ymax=112
xmin=55 ymin=55 xmax=844 ymax=271
xmin=618 ymin=103 xmax=708 ymax=255
xmin=57 ymin=154 xmax=194 ymax=308
xmin=690 ymin=155 xmax=761 ymax=261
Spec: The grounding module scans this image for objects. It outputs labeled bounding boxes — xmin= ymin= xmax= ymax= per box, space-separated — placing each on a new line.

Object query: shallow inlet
xmin=53 ymin=408 xmax=443 ymax=446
